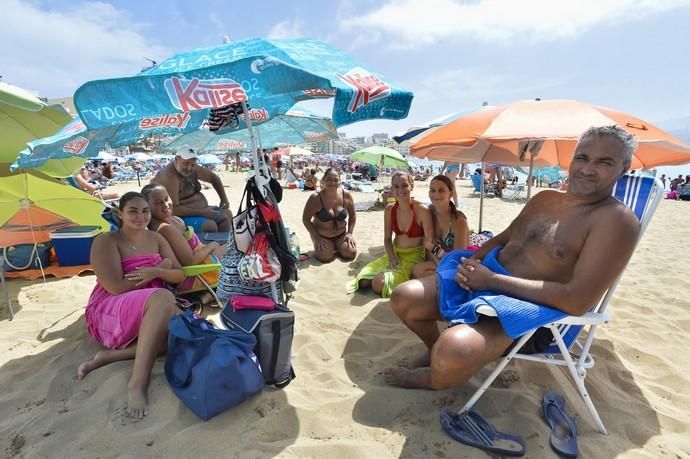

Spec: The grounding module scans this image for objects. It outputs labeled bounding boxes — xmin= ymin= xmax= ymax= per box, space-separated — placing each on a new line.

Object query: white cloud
xmin=0 ymin=0 xmax=171 ymax=97
xmin=267 ymin=19 xmax=305 ymax=39
xmin=340 ymin=0 xmax=690 ymax=48
xmin=415 ymin=68 xmax=565 ymax=102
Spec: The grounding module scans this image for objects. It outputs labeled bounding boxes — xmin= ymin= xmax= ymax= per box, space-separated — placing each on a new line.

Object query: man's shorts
xmin=181 ymin=207 xmax=223 ymax=233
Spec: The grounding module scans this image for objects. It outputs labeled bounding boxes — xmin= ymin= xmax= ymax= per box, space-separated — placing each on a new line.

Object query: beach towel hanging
xmin=238 ymin=233 xmax=281 ymax=283
xmin=208 ymin=101 xmax=249 ymax=132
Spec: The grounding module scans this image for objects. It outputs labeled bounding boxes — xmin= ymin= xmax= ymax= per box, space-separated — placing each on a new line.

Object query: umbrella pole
xmin=479 ymin=161 xmax=485 ymax=232
xmin=526 ymin=153 xmax=534 ymax=200
xmin=241 ymin=101 xmax=267 ymax=193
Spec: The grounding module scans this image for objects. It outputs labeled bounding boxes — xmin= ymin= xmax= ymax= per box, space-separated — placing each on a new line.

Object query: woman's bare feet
xmin=77 ymin=351 xmax=110 ymax=379
xmin=384 ymin=367 xmax=433 ymax=389
xmin=77 ymin=347 xmax=136 ymax=380
xmin=127 ymin=385 xmax=149 ymax=419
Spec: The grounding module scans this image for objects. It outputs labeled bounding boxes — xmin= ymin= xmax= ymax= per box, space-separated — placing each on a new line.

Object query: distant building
xmin=370 ymin=133 xmax=389 ymax=145
xmin=47 ymin=97 xmax=76 ymax=115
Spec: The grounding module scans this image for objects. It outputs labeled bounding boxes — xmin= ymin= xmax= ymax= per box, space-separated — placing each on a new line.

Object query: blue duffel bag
xmin=164 ymin=310 xmax=265 ymax=420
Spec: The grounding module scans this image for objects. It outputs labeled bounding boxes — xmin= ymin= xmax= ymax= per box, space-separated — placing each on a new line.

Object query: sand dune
xmin=1 ymin=172 xmax=689 ymax=458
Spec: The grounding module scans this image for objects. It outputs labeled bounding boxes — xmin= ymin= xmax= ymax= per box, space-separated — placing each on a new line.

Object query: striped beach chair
xmin=460 ymin=174 xmax=664 ymax=435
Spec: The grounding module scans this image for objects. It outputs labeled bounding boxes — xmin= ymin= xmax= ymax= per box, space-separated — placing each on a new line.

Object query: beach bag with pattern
xmin=217 ymin=230 xmax=283 ymax=305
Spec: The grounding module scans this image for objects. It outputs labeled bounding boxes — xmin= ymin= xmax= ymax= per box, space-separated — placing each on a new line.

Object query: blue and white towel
xmin=437 ymin=248 xmax=568 ymax=339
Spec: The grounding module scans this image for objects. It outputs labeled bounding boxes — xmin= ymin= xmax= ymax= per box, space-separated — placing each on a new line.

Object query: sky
xmin=3 ymin=0 xmax=690 ymax=173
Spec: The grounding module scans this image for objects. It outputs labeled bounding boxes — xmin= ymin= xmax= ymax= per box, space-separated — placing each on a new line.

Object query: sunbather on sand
xmin=386 ymin=126 xmax=640 ymax=389
xmin=142 ymin=183 xmax=227 ymax=303
xmin=77 ymin=192 xmax=185 ymax=418
xmin=346 ymin=171 xmax=434 ymax=297
xmin=71 ymin=167 xmax=120 ymax=201
xmin=412 ymin=175 xmax=469 ymax=279
xmin=302 ymin=168 xmax=357 ymax=262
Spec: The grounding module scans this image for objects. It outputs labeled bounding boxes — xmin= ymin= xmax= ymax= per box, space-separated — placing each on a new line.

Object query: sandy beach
xmin=1 ymin=171 xmax=689 ymax=458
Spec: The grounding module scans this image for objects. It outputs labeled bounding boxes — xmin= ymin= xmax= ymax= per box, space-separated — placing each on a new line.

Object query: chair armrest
xmin=475 ymin=305 xmax=612 ymax=325
xmin=182 ymin=263 xmax=221 ymax=276
xmin=550 ymin=312 xmax=612 ymax=326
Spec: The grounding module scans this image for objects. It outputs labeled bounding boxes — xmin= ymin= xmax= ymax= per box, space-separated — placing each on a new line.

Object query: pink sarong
xmin=85 ymin=253 xmax=167 ymax=349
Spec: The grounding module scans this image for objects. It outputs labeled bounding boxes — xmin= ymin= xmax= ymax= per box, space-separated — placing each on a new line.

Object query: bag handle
xmin=2 ymin=243 xmax=38 ymax=271
xmin=166 ymin=314 xmax=219 ymax=388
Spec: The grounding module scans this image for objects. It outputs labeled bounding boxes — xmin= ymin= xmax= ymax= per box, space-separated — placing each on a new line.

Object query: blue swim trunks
xmin=446 ymin=163 xmax=461 ymax=172
xmin=181 ymin=207 xmax=224 ymax=233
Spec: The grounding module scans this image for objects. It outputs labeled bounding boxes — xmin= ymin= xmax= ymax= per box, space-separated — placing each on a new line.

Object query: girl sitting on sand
xmin=302 ymin=168 xmax=357 ymax=263
xmin=141 ymin=183 xmax=227 ymax=304
xmin=347 ymin=171 xmax=433 ymax=298
xmin=78 ymin=192 xmax=185 ymax=419
xmin=411 ymin=175 xmax=469 ymax=279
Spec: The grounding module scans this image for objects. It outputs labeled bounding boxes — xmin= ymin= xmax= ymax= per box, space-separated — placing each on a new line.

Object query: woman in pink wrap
xmin=77 ymin=192 xmax=185 ymax=419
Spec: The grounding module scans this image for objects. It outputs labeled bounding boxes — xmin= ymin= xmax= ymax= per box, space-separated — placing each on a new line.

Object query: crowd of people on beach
xmin=75 ymin=125 xmax=644 ymax=423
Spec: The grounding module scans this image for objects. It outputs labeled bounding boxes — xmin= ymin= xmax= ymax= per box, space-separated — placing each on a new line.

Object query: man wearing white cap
xmin=152 ymin=146 xmax=231 ymax=233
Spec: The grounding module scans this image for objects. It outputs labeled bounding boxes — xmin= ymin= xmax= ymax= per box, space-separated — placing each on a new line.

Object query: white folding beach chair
xmin=460 ymin=174 xmax=663 ymax=435
xmin=502 ymin=184 xmax=526 ymax=201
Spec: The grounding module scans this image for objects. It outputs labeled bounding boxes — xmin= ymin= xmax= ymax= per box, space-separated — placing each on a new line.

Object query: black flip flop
xmin=543 ymin=391 xmax=578 ymax=458
xmin=440 ymin=410 xmax=526 ymax=457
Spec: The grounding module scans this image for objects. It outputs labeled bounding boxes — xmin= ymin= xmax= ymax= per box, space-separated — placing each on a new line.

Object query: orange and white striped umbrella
xmin=411 ymin=99 xmax=690 ymax=170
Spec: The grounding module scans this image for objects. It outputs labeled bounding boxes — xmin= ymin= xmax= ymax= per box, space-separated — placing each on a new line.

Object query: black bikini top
xmin=316 ymin=189 xmax=348 ymax=226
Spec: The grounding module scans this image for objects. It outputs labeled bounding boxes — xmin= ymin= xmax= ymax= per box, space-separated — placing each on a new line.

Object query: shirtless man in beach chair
xmin=386 ymin=125 xmax=640 ymax=390
xmin=152 ymin=146 xmax=232 ymax=233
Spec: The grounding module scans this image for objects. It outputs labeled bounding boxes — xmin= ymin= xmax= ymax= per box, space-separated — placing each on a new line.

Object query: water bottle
xmin=284 ymin=226 xmax=300 ymax=260
xmin=290 ymin=232 xmax=300 ymax=261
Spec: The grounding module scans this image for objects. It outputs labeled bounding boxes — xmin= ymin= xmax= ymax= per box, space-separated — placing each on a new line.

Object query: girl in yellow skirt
xmin=347 ymin=171 xmax=434 ymax=298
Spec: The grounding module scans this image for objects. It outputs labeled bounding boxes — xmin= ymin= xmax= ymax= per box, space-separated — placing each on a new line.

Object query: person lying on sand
xmin=386 ymin=125 xmax=640 ymax=390
xmin=78 ymin=192 xmax=185 ymax=418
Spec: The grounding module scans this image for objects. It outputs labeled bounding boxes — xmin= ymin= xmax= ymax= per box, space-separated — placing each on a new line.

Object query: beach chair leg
xmin=196 ymin=275 xmax=223 ymax=308
xmin=549 ymin=325 xmax=608 ymax=435
xmin=1 ymin=268 xmax=13 ymax=321
xmin=460 ymin=331 xmax=535 ymax=413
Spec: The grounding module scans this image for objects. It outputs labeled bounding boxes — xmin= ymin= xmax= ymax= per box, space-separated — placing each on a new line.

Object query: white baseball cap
xmin=177 ymin=146 xmax=197 ymax=160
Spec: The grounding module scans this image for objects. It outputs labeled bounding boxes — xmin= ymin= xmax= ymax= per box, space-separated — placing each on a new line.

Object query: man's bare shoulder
xmin=593 ymin=197 xmax=640 ymax=233
xmin=152 ymin=164 xmax=176 ymax=184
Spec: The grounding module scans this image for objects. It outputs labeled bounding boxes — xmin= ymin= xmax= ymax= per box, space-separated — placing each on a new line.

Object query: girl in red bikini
xmin=347 ymin=171 xmax=434 ymax=298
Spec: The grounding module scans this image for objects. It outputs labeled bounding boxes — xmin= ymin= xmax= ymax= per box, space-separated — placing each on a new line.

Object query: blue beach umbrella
xmin=143 ymin=38 xmax=413 ymax=128
xmin=197 ymin=154 xmax=222 ymax=165
xmin=13 ymin=55 xmax=333 ymax=174
xmin=163 ymin=104 xmax=338 ymax=152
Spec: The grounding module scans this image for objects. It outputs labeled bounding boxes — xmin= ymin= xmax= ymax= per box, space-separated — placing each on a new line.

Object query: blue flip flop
xmin=543 ymin=391 xmax=578 ymax=458
xmin=440 ymin=410 xmax=526 ymax=457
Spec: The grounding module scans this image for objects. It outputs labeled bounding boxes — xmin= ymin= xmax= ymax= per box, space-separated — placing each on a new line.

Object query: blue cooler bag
xmin=164 ymin=311 xmax=265 ymax=420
